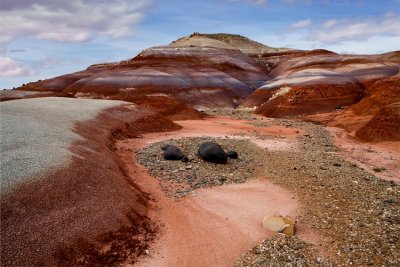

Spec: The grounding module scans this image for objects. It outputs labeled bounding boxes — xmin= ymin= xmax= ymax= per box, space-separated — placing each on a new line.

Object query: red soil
xmin=240 ymin=88 xmax=278 ymax=108
xmin=304 ymin=110 xmax=373 ymax=135
xmin=350 ymin=76 xmax=400 ymax=116
xmin=329 ymin=126 xmax=400 ymax=183
xmin=118 ymin=95 xmax=207 ymax=120
xmin=254 ymin=83 xmax=363 ymax=118
xmin=355 ymin=102 xmax=400 ymax=142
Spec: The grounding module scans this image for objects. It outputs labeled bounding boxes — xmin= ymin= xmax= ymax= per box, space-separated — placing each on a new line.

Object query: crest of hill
xmin=170 ymin=32 xmax=292 ymax=54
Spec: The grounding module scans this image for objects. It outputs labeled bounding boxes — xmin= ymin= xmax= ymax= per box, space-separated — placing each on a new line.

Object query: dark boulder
xmin=226 ymin=150 xmax=238 ymax=159
xmin=162 ymin=145 xmax=188 ymax=162
xmin=198 ymin=142 xmax=228 ymax=164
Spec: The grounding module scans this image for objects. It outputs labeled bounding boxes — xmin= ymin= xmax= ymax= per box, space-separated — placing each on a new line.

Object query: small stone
xmin=263 ymin=215 xmax=289 ymax=232
xmin=263 ymin=215 xmax=296 ymax=236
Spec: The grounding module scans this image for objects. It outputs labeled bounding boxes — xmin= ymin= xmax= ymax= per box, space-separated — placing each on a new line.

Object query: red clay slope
xmin=1 ymin=99 xmax=180 ymax=267
xmin=302 ymin=73 xmax=400 ymax=140
xmin=355 ymin=102 xmax=400 ymax=142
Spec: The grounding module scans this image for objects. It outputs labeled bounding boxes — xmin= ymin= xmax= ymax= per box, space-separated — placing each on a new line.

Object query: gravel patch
xmin=137 ymin=137 xmax=265 ymax=198
xmin=0 ymin=97 xmax=130 ymax=192
xmin=235 ymin=234 xmax=321 ymax=267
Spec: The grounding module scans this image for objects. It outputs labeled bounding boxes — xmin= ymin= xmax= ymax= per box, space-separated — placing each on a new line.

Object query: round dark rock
xmin=198 ymin=142 xmax=228 ymax=164
xmin=162 ymin=145 xmax=188 ymax=161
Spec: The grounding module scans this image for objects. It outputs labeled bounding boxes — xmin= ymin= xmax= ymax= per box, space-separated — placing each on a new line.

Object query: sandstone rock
xmin=282 ymin=216 xmax=296 ymax=236
xmin=263 ymin=215 xmax=296 ymax=236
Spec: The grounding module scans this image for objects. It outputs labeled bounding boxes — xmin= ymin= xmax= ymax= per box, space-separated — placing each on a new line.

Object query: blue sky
xmin=1 ymin=0 xmax=399 ymax=89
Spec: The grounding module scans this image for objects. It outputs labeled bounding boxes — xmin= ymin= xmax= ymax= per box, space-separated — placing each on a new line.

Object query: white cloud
xmin=0 ymin=57 xmax=35 ymax=77
xmin=36 ymin=56 xmax=63 ymax=69
xmin=0 ymin=47 xmax=6 ymax=55
xmin=309 ymin=13 xmax=400 ymax=43
xmin=290 ymin=19 xmax=312 ymax=29
xmin=322 ymin=19 xmax=337 ymax=28
xmin=0 ymin=0 xmax=153 ymax=44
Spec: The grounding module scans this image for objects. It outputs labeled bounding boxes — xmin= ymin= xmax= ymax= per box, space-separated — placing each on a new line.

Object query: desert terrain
xmin=1 ymin=33 xmax=399 ymax=266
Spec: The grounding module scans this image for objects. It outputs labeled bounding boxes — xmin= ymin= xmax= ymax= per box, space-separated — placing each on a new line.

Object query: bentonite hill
xmin=1 ymin=33 xmax=399 ymax=266
xmin=8 ymin=33 xmax=400 ymax=141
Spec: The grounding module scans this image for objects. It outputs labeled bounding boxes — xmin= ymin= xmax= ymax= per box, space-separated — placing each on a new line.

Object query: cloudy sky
xmin=1 ymin=0 xmax=399 ymax=89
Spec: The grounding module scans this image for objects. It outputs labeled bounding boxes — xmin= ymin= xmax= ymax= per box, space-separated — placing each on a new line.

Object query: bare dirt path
xmin=135 ymin=179 xmax=299 ymax=267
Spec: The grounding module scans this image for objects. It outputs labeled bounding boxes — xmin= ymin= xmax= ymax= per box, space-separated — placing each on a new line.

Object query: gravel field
xmin=138 ymin=112 xmax=400 ymax=266
xmin=0 ymin=97 xmax=128 ymax=192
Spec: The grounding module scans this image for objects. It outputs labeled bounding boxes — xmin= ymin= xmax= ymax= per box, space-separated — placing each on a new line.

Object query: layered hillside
xmin=242 ymin=51 xmax=399 ymax=117
xmin=18 ymin=33 xmax=272 ymax=109
xmin=14 ymin=33 xmax=400 ymax=140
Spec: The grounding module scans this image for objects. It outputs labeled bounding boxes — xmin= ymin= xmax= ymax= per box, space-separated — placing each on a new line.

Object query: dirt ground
xmin=329 ymin=126 xmax=400 ymax=183
xmin=116 ymin=116 xmax=316 ymax=266
xmin=115 ymin=114 xmax=400 ymax=266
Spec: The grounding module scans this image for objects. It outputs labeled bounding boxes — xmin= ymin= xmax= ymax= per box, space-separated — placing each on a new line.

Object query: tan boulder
xmin=262 ymin=215 xmax=296 ymax=236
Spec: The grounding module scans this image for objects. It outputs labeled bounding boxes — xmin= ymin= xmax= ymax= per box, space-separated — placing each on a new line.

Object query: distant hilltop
xmin=171 ymin=32 xmax=292 ymax=54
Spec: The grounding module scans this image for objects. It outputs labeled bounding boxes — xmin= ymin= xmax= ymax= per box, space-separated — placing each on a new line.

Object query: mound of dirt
xmin=355 ymin=102 xmax=400 ymax=142
xmin=127 ymin=95 xmax=207 ymax=120
xmin=0 ymin=98 xmax=180 ymax=266
xmin=350 ymin=76 xmax=400 ymax=116
xmin=254 ymin=83 xmax=363 ymax=117
xmin=0 ymin=90 xmax=71 ymax=101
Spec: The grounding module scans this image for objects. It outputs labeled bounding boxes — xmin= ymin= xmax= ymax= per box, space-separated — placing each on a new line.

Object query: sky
xmin=1 ymin=0 xmax=399 ymax=89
